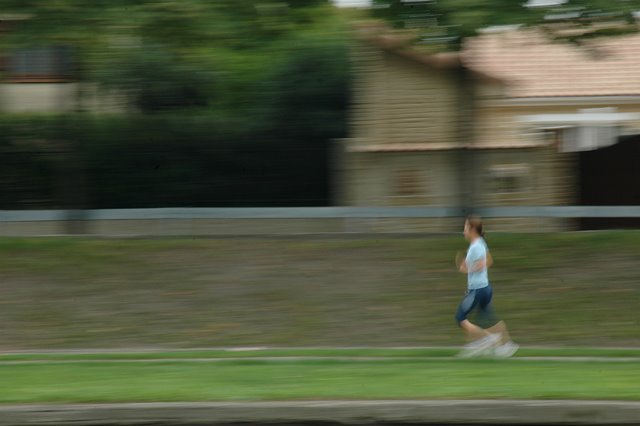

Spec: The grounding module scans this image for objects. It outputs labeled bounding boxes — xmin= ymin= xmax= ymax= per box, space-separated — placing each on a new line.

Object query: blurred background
xmin=0 ymin=0 xmax=351 ymax=211
xmin=0 ymin=0 xmax=640 ymax=220
xmin=1 ymin=0 xmax=640 ymax=231
xmin=0 ymin=0 xmax=639 ymax=350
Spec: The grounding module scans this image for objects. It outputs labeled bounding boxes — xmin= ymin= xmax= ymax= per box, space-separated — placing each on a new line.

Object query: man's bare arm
xmin=470 ymin=258 xmax=487 ymax=272
xmin=455 ymin=251 xmax=467 ymax=273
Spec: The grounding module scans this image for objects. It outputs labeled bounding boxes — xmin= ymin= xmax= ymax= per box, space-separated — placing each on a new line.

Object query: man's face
xmin=463 ymin=220 xmax=471 ymax=241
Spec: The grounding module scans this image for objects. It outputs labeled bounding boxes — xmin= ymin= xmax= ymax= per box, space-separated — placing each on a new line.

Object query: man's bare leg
xmin=460 ymin=319 xmax=491 ymax=341
xmin=487 ymin=320 xmax=511 ymax=344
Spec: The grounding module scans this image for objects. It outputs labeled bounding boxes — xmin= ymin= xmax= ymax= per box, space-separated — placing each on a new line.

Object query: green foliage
xmin=0 ymin=114 xmax=333 ymax=208
xmin=1 ymin=0 xmax=350 ymax=113
xmin=372 ymin=0 xmax=640 ymax=44
xmin=0 ymin=1 xmax=351 ymax=207
xmin=263 ymin=36 xmax=351 ymax=139
xmin=96 ymin=46 xmax=216 ymax=112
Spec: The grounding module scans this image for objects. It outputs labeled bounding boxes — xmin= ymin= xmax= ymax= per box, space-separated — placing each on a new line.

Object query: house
xmin=0 ymin=14 xmax=122 ymax=113
xmin=337 ymin=22 xmax=640 ymax=231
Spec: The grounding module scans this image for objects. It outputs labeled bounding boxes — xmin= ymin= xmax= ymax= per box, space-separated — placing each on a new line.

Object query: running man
xmin=455 ymin=216 xmax=518 ymax=358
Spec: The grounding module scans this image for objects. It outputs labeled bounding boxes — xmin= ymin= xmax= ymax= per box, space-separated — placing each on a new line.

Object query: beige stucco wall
xmin=0 ymin=83 xmax=78 ymax=112
xmin=472 ymin=146 xmax=577 ymax=231
xmin=473 ymin=147 xmax=571 ymax=206
xmin=342 ymin=150 xmax=460 ymax=206
xmin=474 ymin=106 xmax=523 ymax=149
xmin=340 ymin=146 xmax=576 ymax=231
xmin=0 ymin=83 xmax=126 ymax=113
xmin=349 ymin=40 xmax=459 ymax=147
xmin=338 ymin=149 xmax=463 ymax=232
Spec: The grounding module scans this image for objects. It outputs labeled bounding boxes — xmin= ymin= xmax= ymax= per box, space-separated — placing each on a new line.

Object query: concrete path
xmin=2 ymin=400 xmax=640 ymax=426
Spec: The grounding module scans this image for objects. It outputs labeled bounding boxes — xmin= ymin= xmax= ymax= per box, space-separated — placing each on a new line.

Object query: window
xmin=6 ymin=45 xmax=74 ymax=82
xmin=393 ymin=169 xmax=423 ymax=197
xmin=488 ymin=164 xmax=530 ymax=194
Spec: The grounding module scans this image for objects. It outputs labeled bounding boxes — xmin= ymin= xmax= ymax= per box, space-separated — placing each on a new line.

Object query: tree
xmin=372 ymin=0 xmax=640 ymax=47
xmin=96 ymin=45 xmax=216 ymax=112
xmin=1 ymin=0 xmax=348 ymax=112
xmin=0 ymin=0 xmax=352 ymax=209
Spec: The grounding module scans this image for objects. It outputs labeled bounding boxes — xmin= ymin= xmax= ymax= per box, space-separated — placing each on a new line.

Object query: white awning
xmin=518 ymin=112 xmax=640 ymax=126
xmin=518 ymin=109 xmax=640 ymax=152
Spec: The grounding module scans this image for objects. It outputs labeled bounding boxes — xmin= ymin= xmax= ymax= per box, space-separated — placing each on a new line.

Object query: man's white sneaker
xmin=457 ymin=333 xmax=502 ymax=358
xmin=493 ymin=341 xmax=519 ymax=358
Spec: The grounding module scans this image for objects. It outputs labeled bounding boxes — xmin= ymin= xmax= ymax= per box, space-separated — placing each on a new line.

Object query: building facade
xmin=338 ymin=23 xmax=640 ymax=231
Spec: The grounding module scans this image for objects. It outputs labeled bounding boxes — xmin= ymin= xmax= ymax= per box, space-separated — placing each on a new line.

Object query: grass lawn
xmin=0 ymin=356 xmax=638 ymax=403
xmin=0 ymin=232 xmax=638 ymax=349
xmin=2 ymin=347 xmax=640 ymax=361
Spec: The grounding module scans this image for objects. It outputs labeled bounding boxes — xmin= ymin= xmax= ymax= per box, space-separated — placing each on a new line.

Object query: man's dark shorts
xmin=455 ymin=284 xmax=499 ymax=328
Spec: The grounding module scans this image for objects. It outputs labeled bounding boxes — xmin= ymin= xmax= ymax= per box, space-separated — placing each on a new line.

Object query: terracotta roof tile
xmin=463 ymin=29 xmax=640 ymax=97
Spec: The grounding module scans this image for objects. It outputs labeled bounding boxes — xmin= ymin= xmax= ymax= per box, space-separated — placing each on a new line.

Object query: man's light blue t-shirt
xmin=466 ymin=237 xmax=489 ymax=290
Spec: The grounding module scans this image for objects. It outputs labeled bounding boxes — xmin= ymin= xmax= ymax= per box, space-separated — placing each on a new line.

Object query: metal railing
xmin=0 ymin=206 xmax=637 ymax=236
xmin=0 ymin=206 xmax=640 ymax=222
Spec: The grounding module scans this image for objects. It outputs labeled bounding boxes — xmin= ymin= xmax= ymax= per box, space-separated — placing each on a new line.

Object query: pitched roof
xmin=356 ymin=22 xmax=640 ymax=99
xmin=463 ymin=29 xmax=640 ymax=98
xmin=354 ymin=22 xmax=503 ymax=84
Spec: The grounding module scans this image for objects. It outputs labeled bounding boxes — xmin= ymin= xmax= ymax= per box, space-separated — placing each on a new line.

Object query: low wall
xmin=0 ymin=206 xmax=638 ymax=236
xmin=1 ymin=401 xmax=639 ymax=426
